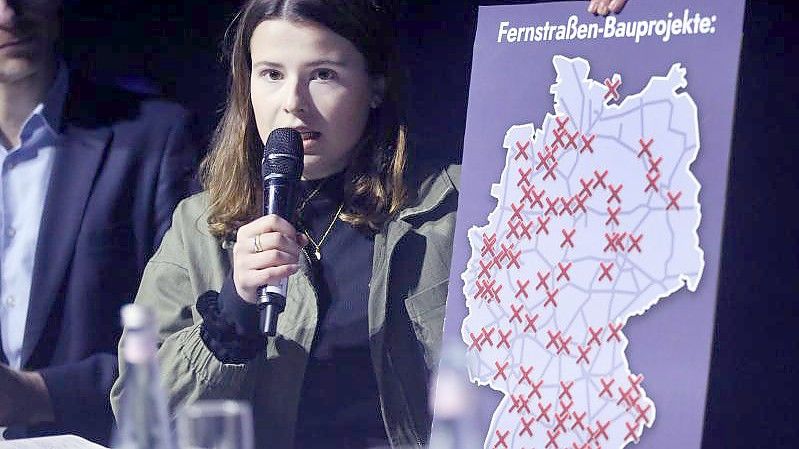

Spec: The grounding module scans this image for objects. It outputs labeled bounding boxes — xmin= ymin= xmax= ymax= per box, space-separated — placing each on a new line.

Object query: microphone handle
xmin=257 ymin=178 xmax=296 ymax=336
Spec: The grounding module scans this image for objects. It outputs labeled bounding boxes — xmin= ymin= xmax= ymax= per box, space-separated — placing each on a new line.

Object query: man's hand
xmin=0 ymin=364 xmax=54 ymax=426
xmin=588 ymin=0 xmax=629 ymax=16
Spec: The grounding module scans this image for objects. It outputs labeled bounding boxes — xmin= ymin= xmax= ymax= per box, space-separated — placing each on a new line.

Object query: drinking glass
xmin=177 ymin=400 xmax=254 ymax=449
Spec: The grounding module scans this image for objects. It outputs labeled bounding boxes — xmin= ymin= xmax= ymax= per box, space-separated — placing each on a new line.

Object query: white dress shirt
xmin=0 ymin=65 xmax=68 ymax=369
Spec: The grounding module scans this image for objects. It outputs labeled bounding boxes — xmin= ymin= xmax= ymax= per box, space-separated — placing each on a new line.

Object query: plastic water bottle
xmin=112 ymin=304 xmax=175 ymax=449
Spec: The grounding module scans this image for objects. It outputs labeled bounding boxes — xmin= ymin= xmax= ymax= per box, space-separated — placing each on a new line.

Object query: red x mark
xmin=628 ymin=374 xmax=644 ymax=394
xmin=544 ymin=288 xmax=559 ymax=308
xmin=509 ymin=395 xmax=522 ymax=413
xmin=586 ymin=426 xmax=598 ymax=443
xmin=555 ymin=116 xmax=570 ymax=132
xmin=614 ymin=232 xmax=628 ymax=252
xmin=473 ymin=279 xmax=487 ymax=299
xmin=559 ymin=196 xmax=574 ymax=216
xmin=524 ymin=313 xmax=539 ymax=333
xmin=526 ymin=185 xmax=545 ymax=209
xmin=667 ymin=190 xmax=682 ymax=210
xmin=543 ymin=161 xmax=559 ymax=181
xmin=580 ymin=177 xmax=594 ymax=197
xmin=559 ymin=399 xmax=573 ymax=416
xmin=599 ymin=377 xmax=615 ymax=398
xmin=607 ymin=183 xmax=623 ymax=204
xmin=469 ymin=332 xmax=483 ymax=352
xmin=519 ymin=220 xmax=533 ymax=240
xmin=506 ymin=247 xmax=521 ymax=270
xmin=494 ymin=361 xmax=509 ymax=381
xmin=482 ymin=327 xmax=496 ymax=347
xmin=478 ymin=259 xmax=494 ymax=278
xmin=519 ymin=416 xmax=535 ymax=437
xmin=648 ymin=155 xmax=663 ymax=173
xmin=605 ymin=207 xmax=620 ymax=226
xmin=530 ymin=380 xmax=543 ymax=399
xmin=537 ymin=216 xmax=551 ymax=235
xmin=588 ymin=326 xmax=603 ymax=347
xmin=629 ymin=233 xmax=643 ymax=252
xmin=595 ymin=420 xmax=611 ymax=441
xmin=517 ymin=167 xmax=533 ymax=187
xmin=498 ymin=329 xmax=512 ymax=348
xmin=565 ymin=131 xmax=580 ymax=150
xmin=617 ymin=386 xmax=637 ymax=410
xmin=490 ymin=282 xmax=503 ymax=302
xmin=594 ymin=169 xmax=608 ymax=190
xmin=546 ymin=330 xmax=561 ymax=351
xmin=510 ymin=202 xmax=524 ymax=222
xmin=494 ymin=430 xmax=510 ymax=449
xmin=495 ymin=243 xmax=511 ymax=266
xmin=625 ymin=421 xmax=640 ymax=443
xmin=538 ymin=402 xmax=552 ymax=422
xmin=645 ymin=171 xmax=660 ymax=193
xmin=607 ymin=322 xmax=623 ymax=342
xmin=638 ymin=138 xmax=653 ymax=159
xmin=514 ymin=140 xmax=530 ymax=161
xmin=561 ymin=228 xmax=576 ymax=248
xmin=481 ymin=233 xmax=497 ymax=257
xmin=598 ymin=262 xmax=614 ymax=282
xmin=604 ymin=77 xmax=621 ymax=101
xmin=536 ymin=271 xmax=550 ymax=291
xmin=516 ymin=279 xmax=530 ymax=299
xmin=554 ymin=411 xmax=570 ymax=433
xmin=519 ymin=365 xmax=534 ymax=385
xmin=604 ymin=232 xmax=618 ymax=252
xmin=545 ymin=197 xmax=559 ymax=216
xmin=635 ymin=402 xmax=652 ymax=425
xmin=475 ymin=278 xmax=490 ymax=299
xmin=557 ymin=335 xmax=572 ymax=355
xmin=576 ymin=345 xmax=591 ymax=365
xmin=545 ymin=429 xmax=561 ymax=449
xmin=572 ymin=193 xmax=588 ymax=215
xmin=557 ymin=262 xmax=572 ymax=282
xmin=559 ymin=380 xmax=574 ymax=401
xmin=552 ymin=128 xmax=567 ymax=148
xmin=506 ymin=219 xmax=521 ymax=240
xmin=572 ymin=411 xmax=586 ymax=431
xmin=580 ymin=133 xmax=596 ymax=154
xmin=536 ymin=150 xmax=551 ymax=171
xmin=509 ymin=394 xmax=531 ymax=414
xmin=509 ymin=304 xmax=523 ymax=324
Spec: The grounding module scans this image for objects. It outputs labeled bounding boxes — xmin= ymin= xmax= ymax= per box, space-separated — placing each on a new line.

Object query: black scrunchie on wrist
xmin=196 ymin=290 xmax=267 ymax=364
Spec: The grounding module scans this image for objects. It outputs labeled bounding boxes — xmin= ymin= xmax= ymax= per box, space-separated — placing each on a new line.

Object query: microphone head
xmin=263 ymin=128 xmax=304 ymax=180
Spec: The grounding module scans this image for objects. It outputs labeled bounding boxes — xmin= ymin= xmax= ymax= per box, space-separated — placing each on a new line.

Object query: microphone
xmin=258 ymin=128 xmax=304 ymax=336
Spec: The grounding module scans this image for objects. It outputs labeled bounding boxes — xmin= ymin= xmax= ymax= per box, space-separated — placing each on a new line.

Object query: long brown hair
xmin=200 ymin=0 xmax=408 ymax=240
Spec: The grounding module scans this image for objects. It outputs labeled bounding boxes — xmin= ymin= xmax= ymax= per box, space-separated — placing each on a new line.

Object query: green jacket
xmin=110 ymin=164 xmax=460 ymax=448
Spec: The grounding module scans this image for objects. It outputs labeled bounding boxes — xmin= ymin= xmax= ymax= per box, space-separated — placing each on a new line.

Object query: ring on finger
xmin=252 ymin=234 xmax=264 ymax=253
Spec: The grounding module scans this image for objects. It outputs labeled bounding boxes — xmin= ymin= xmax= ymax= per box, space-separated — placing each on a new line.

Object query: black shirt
xmin=293 ymin=172 xmax=388 ymax=449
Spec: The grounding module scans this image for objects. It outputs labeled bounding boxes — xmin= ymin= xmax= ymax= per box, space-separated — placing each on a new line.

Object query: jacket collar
xmin=397 ymin=164 xmax=459 ymax=223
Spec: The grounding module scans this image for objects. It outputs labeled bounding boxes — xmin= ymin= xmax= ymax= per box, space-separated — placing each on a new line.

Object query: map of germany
xmin=460 ymin=56 xmax=705 ymax=449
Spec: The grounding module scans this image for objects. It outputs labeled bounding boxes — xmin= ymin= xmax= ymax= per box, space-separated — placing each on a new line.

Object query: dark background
xmin=61 ymin=1 xmax=796 ymax=447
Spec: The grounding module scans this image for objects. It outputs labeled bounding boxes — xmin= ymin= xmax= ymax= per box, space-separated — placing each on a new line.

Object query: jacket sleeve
xmin=110 ymin=199 xmax=261 ymax=421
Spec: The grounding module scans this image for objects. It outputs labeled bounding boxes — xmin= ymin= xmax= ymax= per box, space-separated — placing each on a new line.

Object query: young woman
xmin=110 ymin=1 xmax=459 ymax=448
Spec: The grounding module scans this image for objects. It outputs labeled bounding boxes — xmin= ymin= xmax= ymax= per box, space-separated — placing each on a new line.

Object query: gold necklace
xmin=303 ymin=203 xmax=344 ymax=261
xmin=296 ymin=178 xmax=330 ymax=217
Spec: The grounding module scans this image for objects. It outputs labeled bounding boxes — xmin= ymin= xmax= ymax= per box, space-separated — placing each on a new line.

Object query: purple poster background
xmin=435 ymin=1 xmax=746 ymax=448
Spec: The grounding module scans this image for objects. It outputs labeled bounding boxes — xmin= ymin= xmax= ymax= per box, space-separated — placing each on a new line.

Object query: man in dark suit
xmin=0 ymin=0 xmax=198 ymax=444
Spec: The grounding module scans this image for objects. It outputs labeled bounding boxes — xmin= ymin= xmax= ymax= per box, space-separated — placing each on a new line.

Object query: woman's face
xmin=250 ymin=19 xmax=383 ymax=180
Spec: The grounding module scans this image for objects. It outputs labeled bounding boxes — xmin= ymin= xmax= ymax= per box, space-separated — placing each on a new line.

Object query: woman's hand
xmin=232 ymin=215 xmax=306 ymax=304
xmin=588 ymin=0 xmax=629 ymax=16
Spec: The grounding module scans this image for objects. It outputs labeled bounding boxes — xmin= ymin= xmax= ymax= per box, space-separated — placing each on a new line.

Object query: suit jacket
xmin=0 ymin=76 xmax=199 ymax=444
